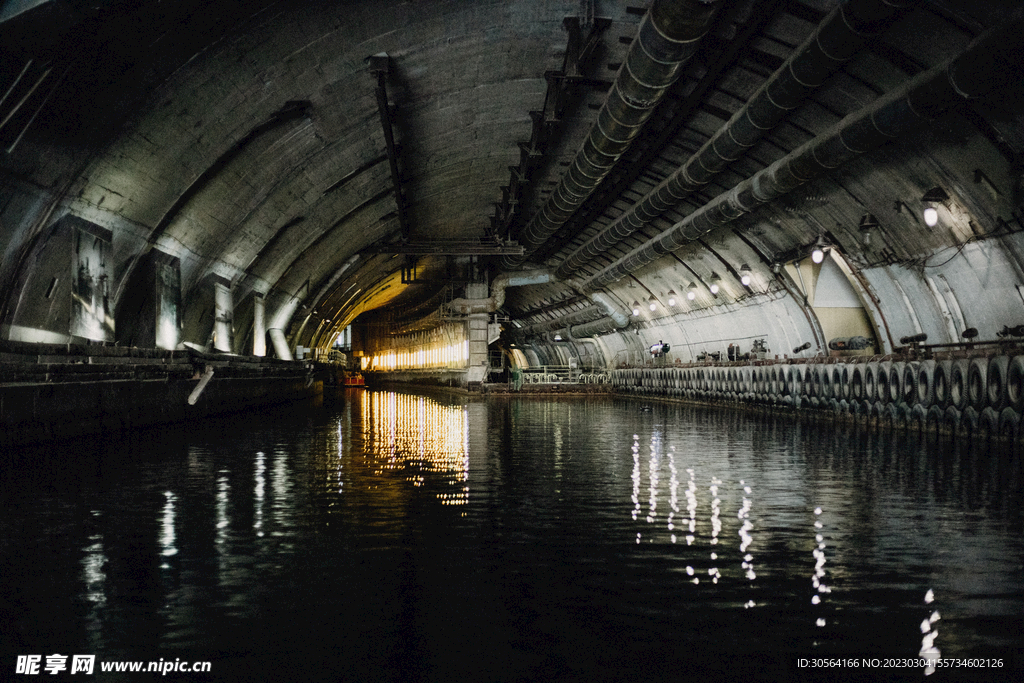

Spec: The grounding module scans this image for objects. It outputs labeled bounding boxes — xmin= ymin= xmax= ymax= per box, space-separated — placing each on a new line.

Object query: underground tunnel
xmin=1 ymin=0 xmax=1022 ymax=680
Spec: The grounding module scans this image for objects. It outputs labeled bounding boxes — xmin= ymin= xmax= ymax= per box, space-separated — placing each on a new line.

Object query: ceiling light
xmin=921 ymin=187 xmax=949 ymax=227
xmin=632 ymin=301 xmax=640 ymax=316
xmin=687 ymin=282 xmax=697 ymax=300
xmin=648 ymin=295 xmax=657 ymax=311
xmin=810 ymin=236 xmax=827 ymax=264
xmin=858 ymin=213 xmax=878 ymax=246
xmin=709 ymin=272 xmax=720 ymax=295
xmin=739 ymin=264 xmax=751 ymax=287
xmin=667 ymin=289 xmax=677 ymax=306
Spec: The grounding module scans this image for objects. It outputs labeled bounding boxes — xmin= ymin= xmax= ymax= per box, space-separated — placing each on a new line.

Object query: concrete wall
xmin=1 ymin=375 xmax=322 ymax=446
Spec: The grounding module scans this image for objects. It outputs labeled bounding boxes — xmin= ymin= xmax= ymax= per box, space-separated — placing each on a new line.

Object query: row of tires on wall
xmin=610 ymin=355 xmax=1024 ymax=441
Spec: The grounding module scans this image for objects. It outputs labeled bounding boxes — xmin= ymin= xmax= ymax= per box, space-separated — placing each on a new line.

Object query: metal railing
xmin=515 ymin=366 xmax=610 ymax=385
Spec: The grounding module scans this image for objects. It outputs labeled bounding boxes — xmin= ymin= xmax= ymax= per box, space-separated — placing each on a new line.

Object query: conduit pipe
xmin=443 ymin=269 xmax=552 ymax=315
xmin=581 ymin=16 xmax=1024 ymax=290
xmin=588 ymin=291 xmax=630 ymax=329
xmin=514 ymin=306 xmax=606 ymax=340
xmin=546 ymin=292 xmax=632 ymax=341
xmin=501 ymin=0 xmax=724 ymax=268
xmin=187 ymin=366 xmax=215 ymax=406
xmin=555 ymin=0 xmax=919 ymax=279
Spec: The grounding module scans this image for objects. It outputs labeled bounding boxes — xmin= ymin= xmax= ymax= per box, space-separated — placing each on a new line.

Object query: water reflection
xmin=361 ymin=391 xmax=470 ymax=505
xmin=0 ymin=395 xmax=1020 ymax=681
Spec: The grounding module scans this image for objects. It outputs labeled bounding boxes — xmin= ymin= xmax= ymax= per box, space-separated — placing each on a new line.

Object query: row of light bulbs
xmin=631 ymin=265 xmax=754 ymax=315
xmin=629 ymin=186 xmax=952 ymax=317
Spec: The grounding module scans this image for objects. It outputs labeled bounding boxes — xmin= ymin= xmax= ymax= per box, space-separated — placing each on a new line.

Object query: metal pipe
xmin=501 ymin=0 xmax=724 ymax=268
xmin=0 ymin=59 xmax=33 ymax=114
xmin=555 ymin=0 xmax=919 ymax=279
xmin=444 ymin=269 xmax=552 ymax=314
xmin=0 ymin=65 xmax=51 ymax=133
xmin=515 ymin=305 xmax=606 ymax=339
xmin=580 ymin=16 xmax=1024 ymax=290
xmin=187 ymin=366 xmax=215 ymax=406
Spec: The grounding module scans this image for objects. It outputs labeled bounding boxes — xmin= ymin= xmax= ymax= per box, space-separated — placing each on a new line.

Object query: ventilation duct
xmin=580 ymin=16 xmax=1024 ymax=290
xmin=555 ymin=0 xmax=920 ymax=279
xmin=501 ymin=0 xmax=724 ymax=268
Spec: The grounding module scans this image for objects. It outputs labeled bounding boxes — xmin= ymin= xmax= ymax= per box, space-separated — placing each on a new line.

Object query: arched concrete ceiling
xmin=1 ymin=0 xmax=1022 ymax=358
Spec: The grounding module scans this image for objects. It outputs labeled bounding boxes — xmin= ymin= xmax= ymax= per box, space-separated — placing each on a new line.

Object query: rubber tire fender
xmin=942 ymin=406 xmax=961 ymax=435
xmin=833 ymin=366 xmax=846 ymax=401
xmin=967 ymin=358 xmax=988 ymax=411
xmin=933 ymin=360 xmax=952 ymax=408
xmin=901 ymin=361 xmax=920 ymax=406
xmin=979 ymin=406 xmax=1000 ymax=442
xmin=850 ymin=365 xmax=864 ymax=401
xmin=864 ymin=363 xmax=878 ymax=402
xmin=949 ymin=360 xmax=970 ymax=411
xmin=1006 ymin=356 xmax=1024 ymax=412
xmin=986 ymin=356 xmax=1010 ymax=411
xmin=916 ymin=360 xmax=936 ymax=408
xmin=910 ymin=403 xmax=928 ymax=432
xmin=877 ymin=362 xmax=892 ymax=405
xmin=998 ymin=407 xmax=1020 ymax=441
xmin=888 ymin=362 xmax=905 ymax=405
xmin=821 ymin=366 xmax=833 ymax=400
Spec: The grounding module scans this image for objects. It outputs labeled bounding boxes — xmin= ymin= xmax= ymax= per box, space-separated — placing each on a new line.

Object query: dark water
xmin=1 ymin=390 xmax=1021 ymax=682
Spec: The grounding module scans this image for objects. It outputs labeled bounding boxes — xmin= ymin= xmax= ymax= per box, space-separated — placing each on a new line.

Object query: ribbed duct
xmin=443 ymin=269 xmax=553 ymax=315
xmin=580 ymin=16 xmax=1024 ymax=290
xmin=555 ymin=0 xmax=919 ymax=279
xmin=515 ymin=306 xmax=606 ymax=340
xmin=568 ymin=315 xmax=626 ymax=339
xmin=501 ymin=0 xmax=724 ymax=268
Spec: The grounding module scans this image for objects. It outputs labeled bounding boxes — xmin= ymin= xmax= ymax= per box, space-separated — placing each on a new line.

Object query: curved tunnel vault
xmin=0 ymin=0 xmax=1023 ymax=381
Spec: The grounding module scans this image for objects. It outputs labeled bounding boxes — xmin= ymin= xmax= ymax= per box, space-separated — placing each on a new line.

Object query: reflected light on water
xmin=920 ymin=590 xmax=942 ymax=675
xmin=254 ymin=452 xmax=265 ymax=537
xmin=160 ymin=491 xmax=177 ymax=564
xmin=361 ymin=391 xmax=470 ymax=505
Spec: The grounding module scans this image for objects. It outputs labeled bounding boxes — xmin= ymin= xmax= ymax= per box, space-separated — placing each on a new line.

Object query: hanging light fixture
xmin=709 ymin=272 xmax=721 ymax=295
xmin=632 ymin=301 xmax=640 ymax=316
xmin=667 ymin=290 xmax=677 ymax=306
xmin=810 ymin=236 xmax=827 ymax=264
xmin=858 ymin=213 xmax=879 ymax=246
xmin=648 ymin=295 xmax=657 ymax=311
xmin=739 ymin=264 xmax=751 ymax=287
xmin=686 ymin=282 xmax=697 ymax=300
xmin=921 ymin=187 xmax=949 ymax=227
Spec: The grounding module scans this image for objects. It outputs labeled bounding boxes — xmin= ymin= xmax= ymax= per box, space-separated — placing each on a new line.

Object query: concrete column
xmin=253 ymin=294 xmax=266 ymax=357
xmin=269 ymin=328 xmax=292 ymax=360
xmin=467 ymin=313 xmax=489 ymax=383
xmin=213 ymin=281 xmax=233 ymax=353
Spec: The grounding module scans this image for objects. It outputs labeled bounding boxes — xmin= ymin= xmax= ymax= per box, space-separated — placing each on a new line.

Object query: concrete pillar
xmin=213 ymin=281 xmax=233 ymax=353
xmin=467 ymin=313 xmax=489 ymax=383
xmin=269 ymin=328 xmax=292 ymax=361
xmin=253 ymin=294 xmax=266 ymax=357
